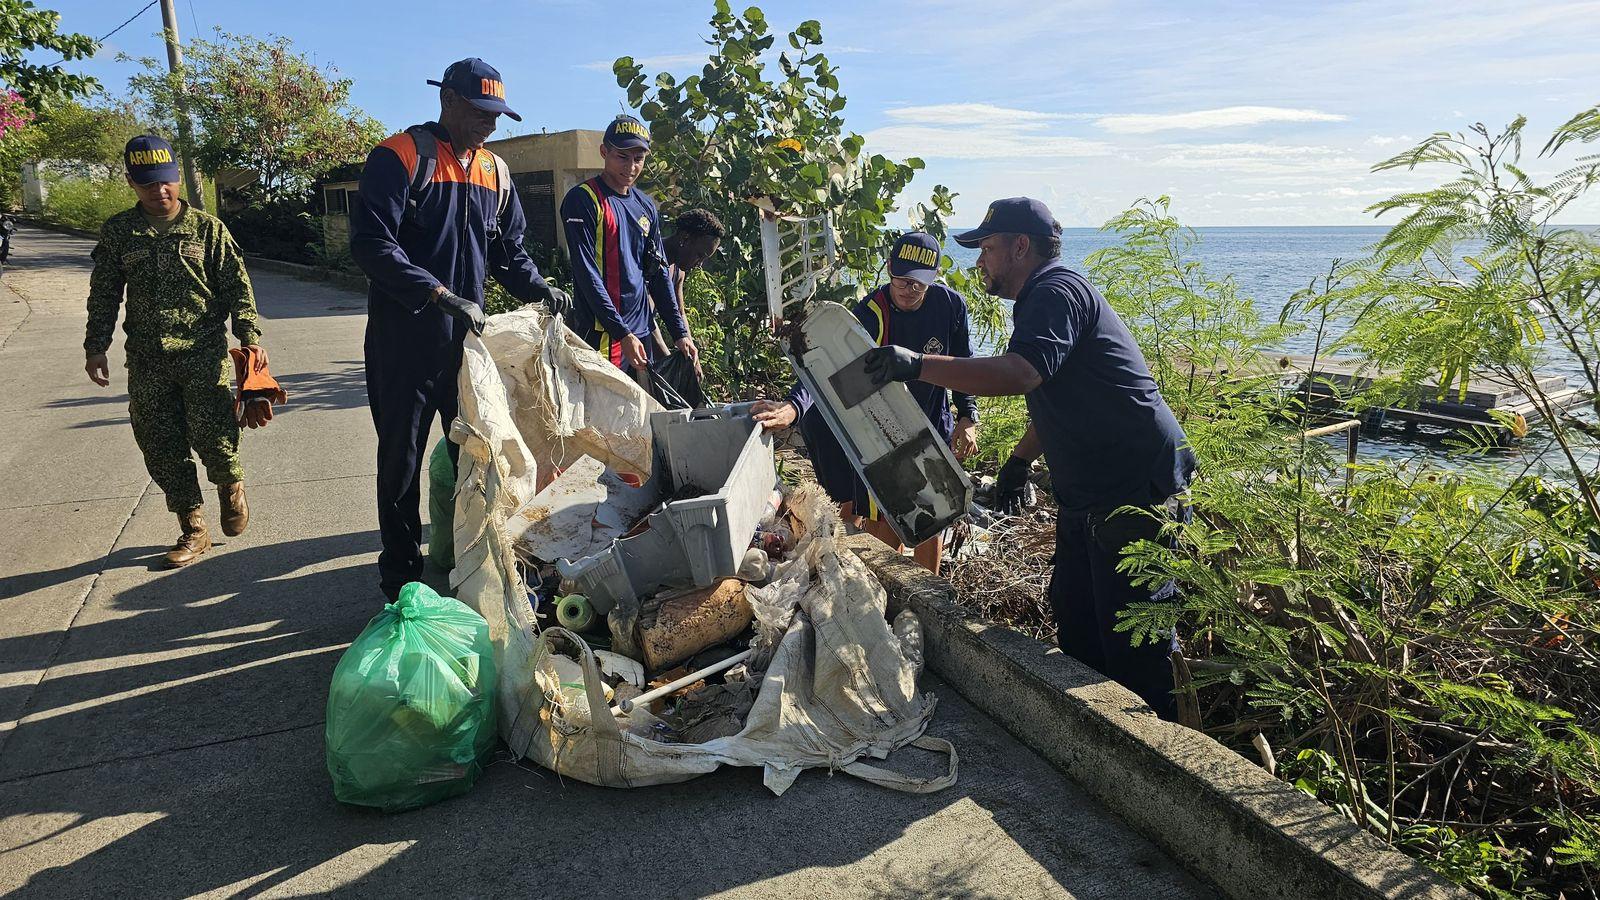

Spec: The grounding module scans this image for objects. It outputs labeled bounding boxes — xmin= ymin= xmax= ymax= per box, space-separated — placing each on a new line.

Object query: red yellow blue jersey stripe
xmin=561 ymin=176 xmax=689 ymax=371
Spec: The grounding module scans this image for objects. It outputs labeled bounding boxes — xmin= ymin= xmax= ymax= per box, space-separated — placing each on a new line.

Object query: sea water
xmin=940 ymin=226 xmax=1595 ymax=469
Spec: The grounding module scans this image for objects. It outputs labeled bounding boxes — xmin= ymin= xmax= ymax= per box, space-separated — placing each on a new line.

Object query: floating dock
xmin=1270 ymin=354 xmax=1591 ymax=437
xmin=1203 ymin=350 xmax=1593 ymax=435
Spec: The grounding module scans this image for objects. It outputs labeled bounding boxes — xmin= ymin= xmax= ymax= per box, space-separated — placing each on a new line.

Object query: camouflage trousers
xmin=127 ymin=351 xmax=242 ymax=513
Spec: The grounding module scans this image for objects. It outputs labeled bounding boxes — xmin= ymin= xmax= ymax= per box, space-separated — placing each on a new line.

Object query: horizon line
xmin=943 ymin=222 xmax=1600 ymax=231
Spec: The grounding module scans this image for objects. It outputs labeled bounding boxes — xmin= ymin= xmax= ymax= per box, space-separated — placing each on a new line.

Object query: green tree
xmin=612 ymin=2 xmax=946 ymax=395
xmin=1304 ymin=110 xmax=1600 ymax=522
xmin=126 ymin=30 xmax=384 ymax=203
xmin=0 ymin=0 xmax=97 ymax=111
xmin=33 ymin=98 xmax=144 ymax=163
xmin=1089 ymin=197 xmax=1297 ymax=427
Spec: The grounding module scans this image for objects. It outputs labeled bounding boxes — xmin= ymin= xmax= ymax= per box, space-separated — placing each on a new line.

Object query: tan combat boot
xmin=165 ymin=509 xmax=211 ymax=568
xmin=219 ymin=482 xmax=249 ymax=536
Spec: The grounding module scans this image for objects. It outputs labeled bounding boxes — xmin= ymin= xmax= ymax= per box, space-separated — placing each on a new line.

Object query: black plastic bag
xmin=648 ymin=350 xmax=706 ymax=410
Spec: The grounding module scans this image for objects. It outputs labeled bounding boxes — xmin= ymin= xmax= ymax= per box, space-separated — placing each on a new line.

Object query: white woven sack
xmin=449 ymin=316 xmax=956 ymax=795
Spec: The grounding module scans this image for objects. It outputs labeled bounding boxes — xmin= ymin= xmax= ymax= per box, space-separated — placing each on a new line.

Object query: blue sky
xmin=44 ymin=0 xmax=1600 ymax=226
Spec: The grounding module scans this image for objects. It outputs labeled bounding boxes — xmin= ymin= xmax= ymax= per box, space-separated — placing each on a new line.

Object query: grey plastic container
xmin=556 ymin=402 xmax=777 ymax=615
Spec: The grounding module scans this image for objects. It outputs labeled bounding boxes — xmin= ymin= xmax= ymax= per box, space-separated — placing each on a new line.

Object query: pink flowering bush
xmin=0 ymin=91 xmax=34 ymax=140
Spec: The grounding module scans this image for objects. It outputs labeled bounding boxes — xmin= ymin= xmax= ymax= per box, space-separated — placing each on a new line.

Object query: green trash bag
xmin=325 ymin=582 xmax=497 ymax=812
xmin=427 ymin=437 xmax=456 ymax=571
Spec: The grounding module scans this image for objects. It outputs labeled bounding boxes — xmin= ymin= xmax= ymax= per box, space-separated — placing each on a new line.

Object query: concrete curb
xmin=243 ymin=255 xmax=368 ymax=294
xmin=846 ymin=535 xmax=1470 ymax=900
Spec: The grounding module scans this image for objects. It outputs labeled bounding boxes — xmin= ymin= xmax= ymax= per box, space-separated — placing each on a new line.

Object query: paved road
xmin=0 ymin=225 xmax=1215 ymax=899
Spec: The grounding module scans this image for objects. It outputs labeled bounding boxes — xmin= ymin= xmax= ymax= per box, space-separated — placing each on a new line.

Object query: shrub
xmin=223 ymin=199 xmax=318 ymax=264
xmin=40 ymin=173 xmax=130 ymax=232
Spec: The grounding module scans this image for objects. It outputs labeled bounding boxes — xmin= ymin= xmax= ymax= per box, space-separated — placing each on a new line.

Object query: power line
xmin=186 ymin=0 xmax=201 ymax=40
xmin=38 ymin=0 xmax=160 ymax=69
xmin=93 ymin=0 xmax=160 ymax=46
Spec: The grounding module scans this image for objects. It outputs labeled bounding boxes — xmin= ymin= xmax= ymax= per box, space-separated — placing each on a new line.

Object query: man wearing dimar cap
xmin=751 ymin=231 xmax=979 ymax=573
xmin=561 ymin=114 xmax=698 ymax=376
xmin=861 ymin=199 xmax=1196 ymax=719
xmin=350 ymin=58 xmax=566 ymax=601
xmin=84 ymin=135 xmax=264 ymax=567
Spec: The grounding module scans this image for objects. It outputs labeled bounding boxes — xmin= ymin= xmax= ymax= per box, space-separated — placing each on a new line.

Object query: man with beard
xmin=861 ymin=198 xmax=1196 ymax=719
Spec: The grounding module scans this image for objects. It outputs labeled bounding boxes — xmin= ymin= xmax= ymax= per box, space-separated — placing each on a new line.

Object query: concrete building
xmin=320 ymin=128 xmax=604 ymax=264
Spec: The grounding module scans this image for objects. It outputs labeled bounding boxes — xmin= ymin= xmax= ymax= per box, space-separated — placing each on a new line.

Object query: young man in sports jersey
xmin=350 ymin=58 xmax=566 ymax=602
xmin=751 ymin=232 xmax=979 ymax=572
xmin=561 ymin=115 xmax=699 ymax=376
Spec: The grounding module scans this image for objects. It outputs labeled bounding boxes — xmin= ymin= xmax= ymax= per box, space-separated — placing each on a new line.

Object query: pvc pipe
xmin=615 ymin=649 xmax=753 ymax=714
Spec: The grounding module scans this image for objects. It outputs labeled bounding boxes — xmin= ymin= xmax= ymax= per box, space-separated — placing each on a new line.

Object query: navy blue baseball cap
xmin=124 ymin=135 xmax=180 ymax=184
xmin=604 ymin=114 xmax=651 ymax=150
xmin=954 ymin=197 xmax=1060 ymax=247
xmin=428 ymin=58 xmax=521 ymax=122
xmin=888 ymin=231 xmax=942 ymax=284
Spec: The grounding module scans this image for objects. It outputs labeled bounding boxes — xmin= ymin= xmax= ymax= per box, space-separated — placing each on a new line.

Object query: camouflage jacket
xmin=84 ymin=202 xmax=261 ymax=359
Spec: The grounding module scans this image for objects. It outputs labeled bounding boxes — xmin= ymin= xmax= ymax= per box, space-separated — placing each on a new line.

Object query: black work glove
xmin=993 ymin=455 xmax=1033 ymax=516
xmin=863 ymin=345 xmax=923 ymax=386
xmin=434 ymin=288 xmax=486 ymax=335
xmin=543 ymin=286 xmax=573 ymax=317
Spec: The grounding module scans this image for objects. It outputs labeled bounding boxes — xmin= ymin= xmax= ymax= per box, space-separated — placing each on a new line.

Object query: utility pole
xmin=158 ymin=0 xmax=206 ymax=211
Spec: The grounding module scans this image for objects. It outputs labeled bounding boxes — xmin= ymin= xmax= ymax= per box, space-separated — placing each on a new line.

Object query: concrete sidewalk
xmin=0 ymin=225 xmax=1214 ymax=899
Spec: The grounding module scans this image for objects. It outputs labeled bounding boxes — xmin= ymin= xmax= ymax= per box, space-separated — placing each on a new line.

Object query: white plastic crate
xmin=556 ymin=402 xmax=777 ymax=615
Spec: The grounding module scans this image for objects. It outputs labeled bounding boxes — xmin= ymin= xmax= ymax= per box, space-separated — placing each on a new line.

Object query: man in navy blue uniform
xmin=752 ymin=232 xmax=979 ymax=572
xmin=561 ymin=115 xmax=698 ymax=375
xmin=350 ymin=58 xmax=565 ymax=601
xmin=861 ymin=199 xmax=1196 ymax=719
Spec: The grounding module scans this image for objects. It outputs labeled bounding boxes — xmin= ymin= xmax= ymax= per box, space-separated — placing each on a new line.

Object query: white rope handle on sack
xmin=540 ymin=627 xmax=625 ymax=739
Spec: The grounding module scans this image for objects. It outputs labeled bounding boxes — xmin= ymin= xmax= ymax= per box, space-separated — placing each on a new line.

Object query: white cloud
xmin=1096 ymin=106 xmax=1349 ymax=134
xmin=1365 ymin=134 xmax=1415 ymax=147
xmin=577 ymin=53 xmax=704 ymax=73
xmin=882 ymin=103 xmax=1094 ymax=127
xmin=1339 ymin=1 xmax=1600 ymax=59
xmin=865 ymin=124 xmax=1113 ymax=160
xmin=1211 ymin=186 xmax=1396 ymax=202
xmin=1234 ymin=204 xmax=1315 ymax=215
xmin=869 ymin=103 xmax=1112 ymax=160
xmin=1153 ymin=142 xmax=1361 ymax=174
xmin=1162 ymin=142 xmax=1343 ymax=155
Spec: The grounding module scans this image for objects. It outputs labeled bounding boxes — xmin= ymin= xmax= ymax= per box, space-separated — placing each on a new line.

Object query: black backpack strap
xmin=402 ymin=126 xmax=438 ymax=227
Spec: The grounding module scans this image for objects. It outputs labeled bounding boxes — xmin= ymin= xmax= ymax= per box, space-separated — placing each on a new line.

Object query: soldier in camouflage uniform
xmin=84 ymin=135 xmax=266 ymax=568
